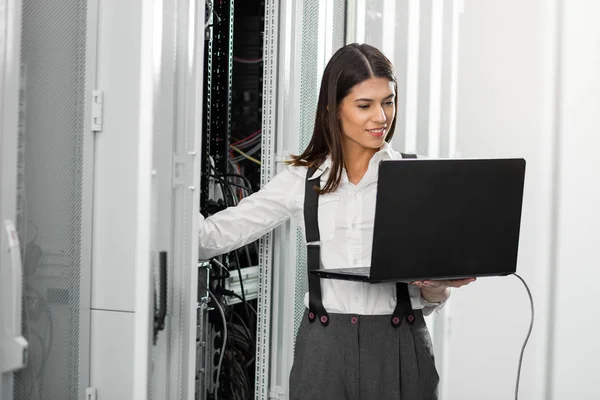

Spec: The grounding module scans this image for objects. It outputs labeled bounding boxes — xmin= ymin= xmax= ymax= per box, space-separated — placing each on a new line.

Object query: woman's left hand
xmin=411 ymin=277 xmax=476 ymax=303
xmin=411 ymin=278 xmax=476 ymax=291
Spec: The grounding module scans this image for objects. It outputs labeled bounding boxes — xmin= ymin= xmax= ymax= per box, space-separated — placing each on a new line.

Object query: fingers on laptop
xmin=449 ymin=277 xmax=477 ymax=287
xmin=411 ymin=277 xmax=476 ymax=288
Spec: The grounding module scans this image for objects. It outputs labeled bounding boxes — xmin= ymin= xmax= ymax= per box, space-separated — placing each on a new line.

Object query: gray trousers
xmin=289 ymin=310 xmax=439 ymax=400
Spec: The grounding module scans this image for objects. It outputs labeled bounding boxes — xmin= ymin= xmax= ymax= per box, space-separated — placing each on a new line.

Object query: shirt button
xmin=351 ymin=223 xmax=356 ymax=229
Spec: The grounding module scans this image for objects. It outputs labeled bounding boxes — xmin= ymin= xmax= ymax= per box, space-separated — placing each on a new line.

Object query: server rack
xmin=197 ymin=1 xmax=266 ymax=398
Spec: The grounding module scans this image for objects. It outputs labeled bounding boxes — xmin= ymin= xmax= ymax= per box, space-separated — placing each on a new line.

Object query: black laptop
xmin=311 ymin=158 xmax=526 ymax=283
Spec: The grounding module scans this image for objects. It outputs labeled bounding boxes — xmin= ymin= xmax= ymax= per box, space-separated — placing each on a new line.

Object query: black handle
xmin=154 ymin=251 xmax=168 ymax=344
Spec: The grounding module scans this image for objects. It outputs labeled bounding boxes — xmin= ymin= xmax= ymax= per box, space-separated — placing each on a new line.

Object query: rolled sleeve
xmin=409 ymin=284 xmax=450 ymax=316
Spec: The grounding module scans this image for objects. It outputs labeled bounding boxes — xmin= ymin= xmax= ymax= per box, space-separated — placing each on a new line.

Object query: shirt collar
xmin=376 ymin=141 xmax=398 ymax=161
xmin=307 ymin=141 xmax=397 ymax=181
xmin=308 ymin=157 xmax=332 ymax=181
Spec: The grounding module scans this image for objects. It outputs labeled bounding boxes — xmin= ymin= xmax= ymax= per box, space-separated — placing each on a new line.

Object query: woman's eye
xmin=357 ymin=104 xmax=370 ymax=109
xmin=384 ymin=101 xmax=394 ymax=106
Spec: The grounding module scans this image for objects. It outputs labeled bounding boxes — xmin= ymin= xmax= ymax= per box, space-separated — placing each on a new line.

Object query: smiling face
xmin=338 ymin=77 xmax=396 ymax=154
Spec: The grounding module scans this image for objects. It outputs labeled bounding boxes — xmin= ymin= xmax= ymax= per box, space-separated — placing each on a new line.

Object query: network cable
xmin=513 ymin=273 xmax=534 ymax=400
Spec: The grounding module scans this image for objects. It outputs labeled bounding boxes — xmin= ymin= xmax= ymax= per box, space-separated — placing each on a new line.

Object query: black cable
xmin=209 ymin=165 xmax=236 ymax=207
xmin=242 ymin=244 xmax=252 ymax=267
xmin=232 ymin=319 xmax=251 ymax=338
xmin=513 ymin=273 xmax=534 ymax=400
xmin=210 ymin=257 xmax=229 ymax=295
xmin=227 ymin=307 xmax=255 ymax=397
xmin=221 ymin=179 xmax=238 ymax=207
xmin=210 ymin=257 xmax=256 ymax=399
xmin=209 ymin=175 xmax=251 ymax=195
xmin=210 ymin=169 xmax=256 ymax=269
xmin=209 ymin=164 xmax=248 ymax=200
xmin=223 ymin=179 xmax=240 ymax=207
xmin=210 ymin=259 xmax=230 ymax=280
xmin=226 ymin=173 xmax=254 ymax=194
xmin=205 ymin=165 xmax=257 ymax=399
xmin=221 ymin=316 xmax=253 ymax=400
xmin=199 ymin=282 xmax=227 ymax=400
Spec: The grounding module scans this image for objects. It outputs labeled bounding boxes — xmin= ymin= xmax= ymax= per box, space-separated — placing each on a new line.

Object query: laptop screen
xmin=370 ymin=158 xmax=526 ymax=281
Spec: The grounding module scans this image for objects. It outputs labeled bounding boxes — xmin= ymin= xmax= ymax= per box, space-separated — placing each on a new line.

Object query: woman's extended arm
xmin=198 ymin=169 xmax=301 ymax=260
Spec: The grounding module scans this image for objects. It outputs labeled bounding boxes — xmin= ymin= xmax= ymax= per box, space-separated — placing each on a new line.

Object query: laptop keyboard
xmin=327 ymin=267 xmax=370 ymax=275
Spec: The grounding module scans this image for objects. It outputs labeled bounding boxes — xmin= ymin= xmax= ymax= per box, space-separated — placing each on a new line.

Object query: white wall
xmin=551 ymin=1 xmax=600 ymax=399
xmin=445 ymin=1 xmax=600 ymax=399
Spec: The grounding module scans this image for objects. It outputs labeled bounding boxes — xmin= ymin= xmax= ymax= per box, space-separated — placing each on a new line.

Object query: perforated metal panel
xmin=14 ymin=1 xmax=87 ymax=399
xmin=293 ymin=0 xmax=347 ymax=342
xmin=332 ymin=0 xmax=346 ymax=50
xmin=294 ymin=0 xmax=320 ymax=343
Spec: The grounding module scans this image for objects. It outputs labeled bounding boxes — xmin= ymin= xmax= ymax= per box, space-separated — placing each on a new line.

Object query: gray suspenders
xmin=303 ymin=153 xmax=417 ymax=327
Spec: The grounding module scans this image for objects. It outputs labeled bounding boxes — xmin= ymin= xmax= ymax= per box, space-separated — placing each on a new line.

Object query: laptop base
xmin=311 ymin=268 xmax=512 ymax=283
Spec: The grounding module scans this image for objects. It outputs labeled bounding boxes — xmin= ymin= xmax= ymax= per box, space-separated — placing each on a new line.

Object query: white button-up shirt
xmin=198 ymin=142 xmax=444 ymax=315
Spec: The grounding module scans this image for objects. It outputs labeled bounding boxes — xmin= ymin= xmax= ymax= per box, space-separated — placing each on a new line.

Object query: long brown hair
xmin=288 ymin=43 xmax=398 ymax=193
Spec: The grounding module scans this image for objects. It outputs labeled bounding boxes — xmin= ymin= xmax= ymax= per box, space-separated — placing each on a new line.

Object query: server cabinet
xmin=1 ymin=0 xmax=166 ymax=399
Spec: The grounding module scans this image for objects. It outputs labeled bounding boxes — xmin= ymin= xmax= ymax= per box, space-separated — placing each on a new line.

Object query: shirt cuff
xmin=409 ymin=284 xmax=451 ymax=316
xmin=421 ymin=296 xmax=449 ymax=316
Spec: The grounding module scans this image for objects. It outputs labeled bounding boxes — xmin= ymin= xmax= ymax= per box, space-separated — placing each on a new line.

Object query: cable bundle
xmin=203 ymin=161 xmax=258 ymax=399
xmin=204 ymin=270 xmax=257 ymax=400
xmin=218 ymin=300 xmax=256 ymax=400
xmin=230 ymin=129 xmax=262 ymax=166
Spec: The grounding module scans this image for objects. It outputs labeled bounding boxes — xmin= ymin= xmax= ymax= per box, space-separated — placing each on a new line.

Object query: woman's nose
xmin=372 ymin=106 xmax=387 ymax=123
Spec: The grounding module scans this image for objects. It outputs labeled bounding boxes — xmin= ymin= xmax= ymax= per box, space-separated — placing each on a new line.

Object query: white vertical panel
xmin=356 ymin=0 xmax=366 ymax=43
xmin=147 ymin=0 xmax=182 ymax=398
xmin=381 ymin=0 xmax=396 ymax=61
xmin=389 ymin=0 xmax=410 ymax=151
xmin=364 ymin=0 xmax=384 ymax=51
xmin=536 ymin=1 xmax=559 ymax=399
xmin=345 ymin=0 xmax=357 ymax=44
xmin=166 ymin=0 xmax=204 ymax=398
xmin=405 ymin=0 xmax=420 ymax=152
xmin=93 ymin=0 xmax=142 ymax=313
xmin=80 ymin=0 xmax=99 ymax=397
xmin=324 ymin=0 xmax=335 ymax=60
xmin=132 ymin=0 xmax=155 ymax=397
xmin=447 ymin=1 xmax=461 ymax=158
xmin=416 ymin=0 xmax=432 ymax=155
xmin=0 ymin=0 xmax=23 ymax=398
xmin=264 ymin=1 xmax=298 ymax=397
xmin=427 ymin=0 xmax=443 ymax=158
xmin=257 ymin=0 xmax=282 ymax=397
xmin=90 ymin=310 xmax=135 ymax=400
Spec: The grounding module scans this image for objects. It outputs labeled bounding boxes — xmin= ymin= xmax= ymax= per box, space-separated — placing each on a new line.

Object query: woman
xmin=198 ymin=43 xmax=475 ymax=399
